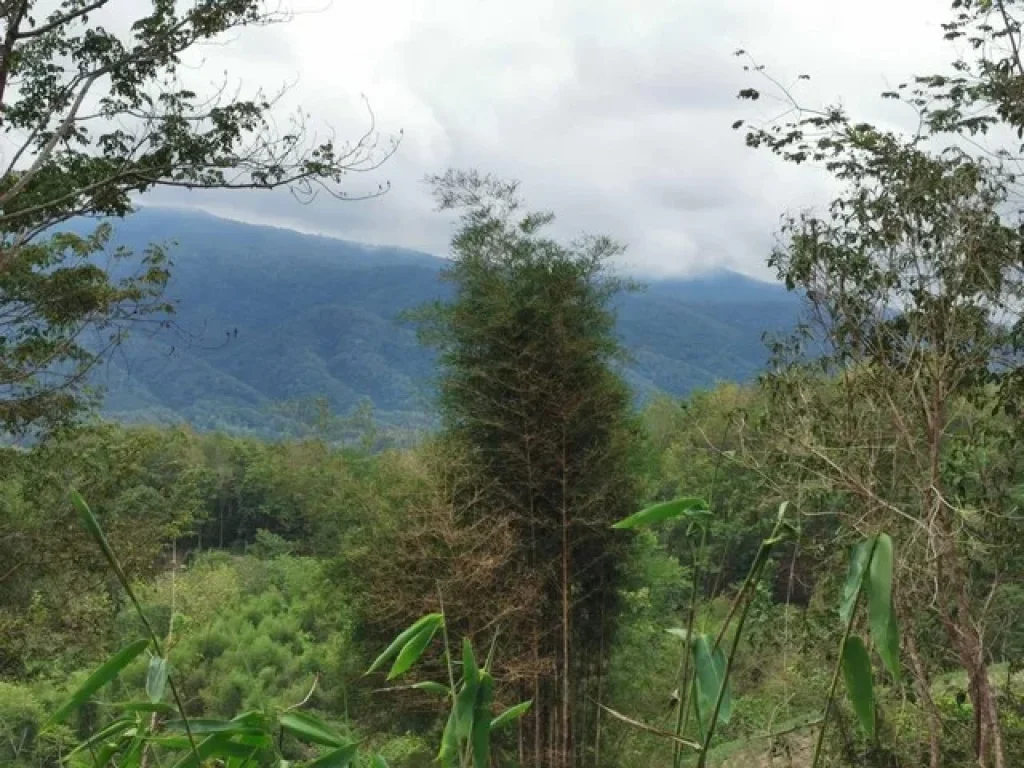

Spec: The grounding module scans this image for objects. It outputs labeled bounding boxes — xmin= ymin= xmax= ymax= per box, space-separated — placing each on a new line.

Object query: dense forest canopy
xmin=3 ymin=1 xmax=1024 ymax=768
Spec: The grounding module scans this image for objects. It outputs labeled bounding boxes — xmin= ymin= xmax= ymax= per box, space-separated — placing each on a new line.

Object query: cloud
xmin=143 ymin=0 xmax=956 ymax=278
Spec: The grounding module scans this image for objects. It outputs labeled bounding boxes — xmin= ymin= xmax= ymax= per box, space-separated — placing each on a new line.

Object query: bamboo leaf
xmin=490 ymin=701 xmax=532 ymax=730
xmin=366 ymin=613 xmax=442 ymax=675
xmin=867 ymin=533 xmax=900 ymax=681
xmin=692 ymin=635 xmax=732 ymax=728
xmin=455 ymin=637 xmax=480 ymax=739
xmin=371 ymin=757 xmax=390 ymax=768
xmin=387 ymin=623 xmax=439 ymax=681
xmin=840 ymin=539 xmax=872 ymax=625
xmin=113 ymin=700 xmax=178 ymax=716
xmin=304 ymin=742 xmax=359 ymax=767
xmin=437 ymin=709 xmax=458 ymax=768
xmin=842 ymin=636 xmax=875 ymax=737
xmin=471 ymin=672 xmax=494 ymax=768
xmin=279 ymin=711 xmax=345 ymax=748
xmin=47 ymin=638 xmax=150 ymax=727
xmin=146 ymin=656 xmax=169 ymax=704
xmin=65 ymin=718 xmax=136 ymax=759
xmin=612 ymin=497 xmax=710 ymax=529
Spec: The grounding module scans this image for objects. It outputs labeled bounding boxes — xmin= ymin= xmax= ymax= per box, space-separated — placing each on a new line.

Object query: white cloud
xmin=144 ymin=0 xmax=957 ymax=278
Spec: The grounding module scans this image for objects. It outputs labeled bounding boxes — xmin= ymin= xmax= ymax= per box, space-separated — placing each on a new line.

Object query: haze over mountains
xmin=88 ymin=208 xmax=800 ymax=438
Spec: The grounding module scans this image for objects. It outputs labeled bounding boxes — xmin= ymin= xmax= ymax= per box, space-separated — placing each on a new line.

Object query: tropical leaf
xmin=840 ymin=539 xmax=872 ymax=625
xmin=471 ymin=672 xmax=494 ymax=768
xmin=279 ymin=711 xmax=346 ymax=748
xmin=303 ymin=742 xmax=359 ymax=767
xmin=146 ymin=656 xmax=169 ymax=704
xmin=47 ymin=638 xmax=150 ymax=727
xmin=455 ymin=637 xmax=480 ymax=739
xmin=842 ymin=636 xmax=875 ymax=737
xmin=490 ymin=701 xmax=532 ymax=731
xmin=692 ymin=634 xmax=732 ymax=728
xmin=366 ymin=613 xmax=443 ymax=675
xmin=387 ymin=622 xmax=440 ymax=681
xmin=867 ymin=533 xmax=900 ymax=680
xmin=612 ymin=497 xmax=710 ymax=529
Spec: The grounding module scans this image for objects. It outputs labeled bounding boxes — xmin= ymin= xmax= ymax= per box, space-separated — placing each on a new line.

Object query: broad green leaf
xmin=437 ymin=709 xmax=458 ymax=768
xmin=412 ymin=681 xmax=450 ymax=696
xmin=842 ymin=636 xmax=875 ymax=737
xmin=867 ymin=533 xmax=900 ymax=681
xmin=612 ymin=497 xmax=710 ymax=529
xmin=455 ymin=637 xmax=480 ymax=739
xmin=47 ymin=638 xmax=150 ymax=727
xmin=839 ymin=539 xmax=872 ymax=625
xmin=164 ymin=719 xmax=263 ymax=736
xmin=65 ymin=718 xmax=136 ymax=759
xmin=471 ymin=672 xmax=494 ymax=768
xmin=279 ymin=711 xmax=346 ymax=748
xmin=371 ymin=757 xmax=390 ymax=768
xmin=692 ymin=635 xmax=732 ymax=728
xmin=304 ymin=742 xmax=359 ymax=767
xmin=147 ymin=656 xmax=169 ymax=704
xmin=387 ymin=623 xmax=439 ymax=681
xmin=490 ymin=700 xmax=532 ymax=730
xmin=366 ymin=613 xmax=442 ymax=675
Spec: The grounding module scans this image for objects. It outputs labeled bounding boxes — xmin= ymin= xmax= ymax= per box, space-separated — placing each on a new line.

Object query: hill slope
xmin=84 ymin=208 xmax=799 ymax=437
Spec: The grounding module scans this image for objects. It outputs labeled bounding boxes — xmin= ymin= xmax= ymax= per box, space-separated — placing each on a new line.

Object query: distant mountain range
xmin=81 ymin=208 xmax=800 ymax=438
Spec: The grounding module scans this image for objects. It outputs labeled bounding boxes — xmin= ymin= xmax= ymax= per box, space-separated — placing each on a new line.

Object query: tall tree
xmin=415 ymin=170 xmax=640 ymax=768
xmin=0 ymin=0 xmax=397 ymax=433
xmin=734 ymin=3 xmax=1024 ymax=763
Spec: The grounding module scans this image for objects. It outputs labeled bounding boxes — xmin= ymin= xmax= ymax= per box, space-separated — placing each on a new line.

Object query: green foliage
xmin=0 ymin=0 xmax=395 ymax=435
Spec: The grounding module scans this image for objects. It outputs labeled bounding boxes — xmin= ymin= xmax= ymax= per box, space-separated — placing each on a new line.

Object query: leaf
xmin=164 ymin=719 xmax=263 ymax=736
xmin=867 ymin=533 xmax=900 ymax=681
xmin=437 ymin=709 xmax=458 ymax=768
xmin=471 ymin=672 xmax=494 ymax=768
xmin=47 ymin=638 xmax=150 ymax=727
xmin=455 ymin=637 xmax=480 ymax=739
xmin=490 ymin=701 xmax=532 ymax=730
xmin=842 ymin=636 xmax=875 ymax=737
xmin=147 ymin=656 xmax=169 ymax=704
xmin=387 ymin=623 xmax=439 ymax=681
xmin=366 ymin=613 xmax=442 ymax=675
xmin=304 ymin=742 xmax=359 ymax=767
xmin=412 ymin=681 xmax=450 ymax=696
xmin=840 ymin=539 xmax=872 ymax=625
xmin=612 ymin=497 xmax=710 ymax=530
xmin=371 ymin=757 xmax=390 ymax=768
xmin=279 ymin=711 xmax=345 ymax=748
xmin=170 ymin=734 xmax=249 ymax=768
xmin=65 ymin=717 xmax=136 ymax=759
xmin=692 ymin=635 xmax=732 ymax=728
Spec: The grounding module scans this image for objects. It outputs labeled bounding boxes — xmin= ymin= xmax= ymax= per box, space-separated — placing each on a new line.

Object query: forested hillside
xmin=88 ymin=208 xmax=798 ymax=437
xmin=3 ymin=1 xmax=1024 ymax=767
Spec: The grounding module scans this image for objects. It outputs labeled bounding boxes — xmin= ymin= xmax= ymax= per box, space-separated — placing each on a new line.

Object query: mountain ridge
xmin=81 ymin=207 xmax=799 ymax=438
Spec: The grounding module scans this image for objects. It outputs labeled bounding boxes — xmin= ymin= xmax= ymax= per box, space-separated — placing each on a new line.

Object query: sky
xmin=144 ymin=0 xmax=958 ymax=279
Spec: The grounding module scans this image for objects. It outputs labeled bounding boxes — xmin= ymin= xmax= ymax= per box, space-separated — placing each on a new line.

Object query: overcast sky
xmin=145 ymin=0 xmax=957 ymax=278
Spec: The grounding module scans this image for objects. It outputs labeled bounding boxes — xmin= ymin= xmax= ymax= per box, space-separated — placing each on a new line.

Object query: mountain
xmin=81 ymin=208 xmax=800 ymax=437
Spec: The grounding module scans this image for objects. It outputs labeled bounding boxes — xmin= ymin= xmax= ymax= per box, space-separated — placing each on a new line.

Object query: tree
xmin=0 ymin=0 xmax=398 ymax=433
xmin=410 ymin=170 xmax=641 ymax=768
xmin=733 ymin=5 xmax=1024 ymax=763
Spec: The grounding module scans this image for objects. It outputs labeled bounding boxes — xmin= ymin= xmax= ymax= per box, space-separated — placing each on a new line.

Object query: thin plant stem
xmin=673 ymin=526 xmax=705 ymax=768
xmin=697 ymin=517 xmax=786 ymax=767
